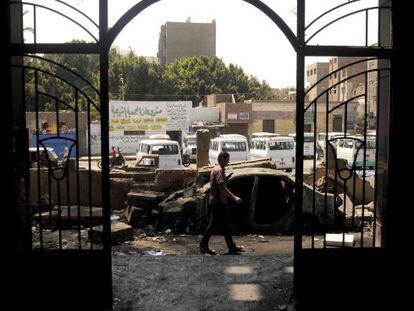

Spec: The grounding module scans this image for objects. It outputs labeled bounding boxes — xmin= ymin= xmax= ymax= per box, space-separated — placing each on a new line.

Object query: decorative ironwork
xmin=303 ymin=57 xmax=391 ymax=249
xmin=10 ymin=0 xmax=99 ymax=43
xmin=6 ymin=1 xmax=395 ymax=307
xmin=305 ymin=0 xmax=391 ymax=46
xmin=12 ymin=54 xmax=100 ymax=251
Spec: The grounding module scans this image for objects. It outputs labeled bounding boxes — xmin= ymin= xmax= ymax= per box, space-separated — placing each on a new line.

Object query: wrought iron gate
xmin=7 ymin=0 xmax=394 ymax=309
xmin=9 ymin=0 xmax=112 ymax=309
xmin=293 ymin=0 xmax=393 ymax=307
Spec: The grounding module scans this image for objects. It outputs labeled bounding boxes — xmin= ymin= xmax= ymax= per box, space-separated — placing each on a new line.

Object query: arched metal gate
xmin=7 ymin=0 xmax=394 ymax=309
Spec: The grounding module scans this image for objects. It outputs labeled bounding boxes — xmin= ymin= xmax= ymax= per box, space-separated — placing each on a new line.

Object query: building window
xmin=239 ymin=112 xmax=249 ymax=120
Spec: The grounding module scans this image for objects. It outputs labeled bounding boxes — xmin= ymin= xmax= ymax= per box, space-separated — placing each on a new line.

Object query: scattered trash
xmin=277 ymin=304 xmax=287 ymax=311
xmin=140 ymin=250 xmax=164 ymax=256
xmin=165 ymin=228 xmax=172 ymax=235
xmin=258 ymin=235 xmax=264 ymax=239
xmin=112 ymin=251 xmax=127 ymax=256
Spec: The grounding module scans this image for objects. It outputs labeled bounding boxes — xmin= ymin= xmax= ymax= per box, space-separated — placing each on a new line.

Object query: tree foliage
xmin=24 ymin=42 xmax=278 ymax=120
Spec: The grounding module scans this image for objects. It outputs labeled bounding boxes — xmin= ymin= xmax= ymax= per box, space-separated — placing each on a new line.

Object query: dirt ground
xmin=112 ymin=232 xmax=295 ymax=256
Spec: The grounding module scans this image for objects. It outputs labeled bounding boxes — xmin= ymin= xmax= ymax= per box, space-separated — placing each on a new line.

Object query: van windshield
xmin=355 ymin=139 xmax=376 ymax=149
xmin=186 ymin=137 xmax=196 ymax=144
xmin=304 ymin=136 xmax=314 ymax=142
xmin=151 ymin=144 xmax=179 ymax=155
xmin=222 ymin=142 xmax=247 ymax=152
xmin=269 ymin=141 xmax=294 ymax=150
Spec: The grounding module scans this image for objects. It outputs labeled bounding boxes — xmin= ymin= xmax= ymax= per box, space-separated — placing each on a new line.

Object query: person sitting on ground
xmin=199 ymin=151 xmax=246 ymax=255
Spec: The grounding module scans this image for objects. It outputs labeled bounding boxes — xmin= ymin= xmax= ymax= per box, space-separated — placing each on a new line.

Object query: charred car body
xmin=157 ymin=168 xmax=342 ymax=233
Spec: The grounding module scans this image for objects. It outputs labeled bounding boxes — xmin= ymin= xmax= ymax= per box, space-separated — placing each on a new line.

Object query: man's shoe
xmin=200 ymin=246 xmax=217 ymax=255
xmin=228 ymin=246 xmax=246 ymax=254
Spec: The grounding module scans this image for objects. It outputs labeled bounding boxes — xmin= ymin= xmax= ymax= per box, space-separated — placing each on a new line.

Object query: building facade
xmin=306 ymin=62 xmax=329 ymax=101
xmin=158 ymin=19 xmax=216 ymax=65
xmin=328 ymin=56 xmax=366 ymax=102
xmin=248 ymin=100 xmax=351 ymax=137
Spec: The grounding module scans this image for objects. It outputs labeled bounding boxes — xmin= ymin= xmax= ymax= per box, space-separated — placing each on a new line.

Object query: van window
xmin=151 ymin=144 xmax=178 ymax=155
xmin=186 ymin=137 xmax=196 ymax=144
xmin=344 ymin=139 xmax=354 ymax=148
xmin=222 ymin=142 xmax=247 ymax=152
xmin=141 ymin=144 xmax=150 ymax=153
xmin=355 ymin=139 xmax=375 ymax=149
xmin=304 ymin=136 xmax=314 ymax=142
xmin=269 ymin=141 xmax=294 ymax=150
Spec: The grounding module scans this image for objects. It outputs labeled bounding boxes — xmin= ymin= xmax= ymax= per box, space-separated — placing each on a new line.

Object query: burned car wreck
xmin=155 ymin=168 xmax=342 ymax=234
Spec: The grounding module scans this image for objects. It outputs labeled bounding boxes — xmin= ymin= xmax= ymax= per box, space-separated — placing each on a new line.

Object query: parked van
xmin=317 ymin=132 xmax=345 ymax=156
xmin=288 ymin=133 xmax=315 ymax=158
xmin=336 ymin=135 xmax=376 ymax=169
xmin=251 ymin=132 xmax=280 ymax=139
xmin=29 ymin=147 xmax=59 ymax=167
xmin=249 ymin=136 xmax=295 ymax=171
xmin=209 ymin=134 xmax=249 ymax=165
xmin=148 ymin=134 xmax=171 ymax=140
xmin=182 ymin=133 xmax=197 ymax=161
xmin=136 ymin=139 xmax=183 ymax=169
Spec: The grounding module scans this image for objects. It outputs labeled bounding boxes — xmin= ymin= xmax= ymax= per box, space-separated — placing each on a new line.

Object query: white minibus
xmin=136 ymin=139 xmax=183 ymax=169
xmin=317 ymin=132 xmax=345 ymax=156
xmin=183 ymin=133 xmax=197 ymax=161
xmin=249 ymin=136 xmax=295 ymax=171
xmin=288 ymin=133 xmax=315 ymax=158
xmin=209 ymin=134 xmax=249 ymax=165
xmin=336 ymin=135 xmax=376 ymax=169
xmin=251 ymin=132 xmax=280 ymax=139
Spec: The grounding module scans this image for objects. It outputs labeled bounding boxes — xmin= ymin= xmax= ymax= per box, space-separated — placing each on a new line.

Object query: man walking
xmin=200 ymin=151 xmax=245 ymax=255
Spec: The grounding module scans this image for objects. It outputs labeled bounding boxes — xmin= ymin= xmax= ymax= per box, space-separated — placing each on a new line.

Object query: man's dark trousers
xmin=200 ymin=203 xmax=235 ymax=249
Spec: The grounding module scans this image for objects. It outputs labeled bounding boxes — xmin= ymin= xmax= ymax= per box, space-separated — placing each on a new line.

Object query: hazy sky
xmin=24 ymin=0 xmax=379 ymax=88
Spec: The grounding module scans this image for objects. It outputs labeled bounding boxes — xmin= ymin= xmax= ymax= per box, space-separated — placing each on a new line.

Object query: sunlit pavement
xmin=112 ymin=255 xmax=293 ymax=311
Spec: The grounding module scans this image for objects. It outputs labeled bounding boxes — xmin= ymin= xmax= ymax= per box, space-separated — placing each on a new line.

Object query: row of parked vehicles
xmin=29 ymin=131 xmax=375 ymax=171
xmin=135 ymin=131 xmax=376 ymax=170
xmin=209 ymin=133 xmax=296 ymax=171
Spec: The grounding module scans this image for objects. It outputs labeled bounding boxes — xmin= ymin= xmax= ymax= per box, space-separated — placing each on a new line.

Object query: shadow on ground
xmin=112 ymin=255 xmax=293 ymax=311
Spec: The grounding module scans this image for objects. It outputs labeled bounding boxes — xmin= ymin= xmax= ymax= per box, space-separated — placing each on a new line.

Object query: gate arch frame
xmin=6 ymin=0 xmax=396 ymax=309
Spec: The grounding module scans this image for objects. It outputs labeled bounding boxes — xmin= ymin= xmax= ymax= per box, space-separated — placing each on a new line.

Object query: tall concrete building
xmin=306 ymin=62 xmax=330 ymax=101
xmin=157 ymin=18 xmax=216 ymax=65
xmin=328 ymin=56 xmax=366 ymax=102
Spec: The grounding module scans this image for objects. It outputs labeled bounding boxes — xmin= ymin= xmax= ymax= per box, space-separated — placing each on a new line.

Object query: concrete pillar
xmin=196 ymin=129 xmax=210 ymax=169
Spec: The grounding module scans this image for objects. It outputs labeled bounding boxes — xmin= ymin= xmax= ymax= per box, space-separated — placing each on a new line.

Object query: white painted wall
xmin=190 ymin=107 xmax=219 ymax=123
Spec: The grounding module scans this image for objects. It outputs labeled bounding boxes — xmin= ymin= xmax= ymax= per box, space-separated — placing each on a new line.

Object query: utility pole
xmin=120 ymin=76 xmax=125 ymax=100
